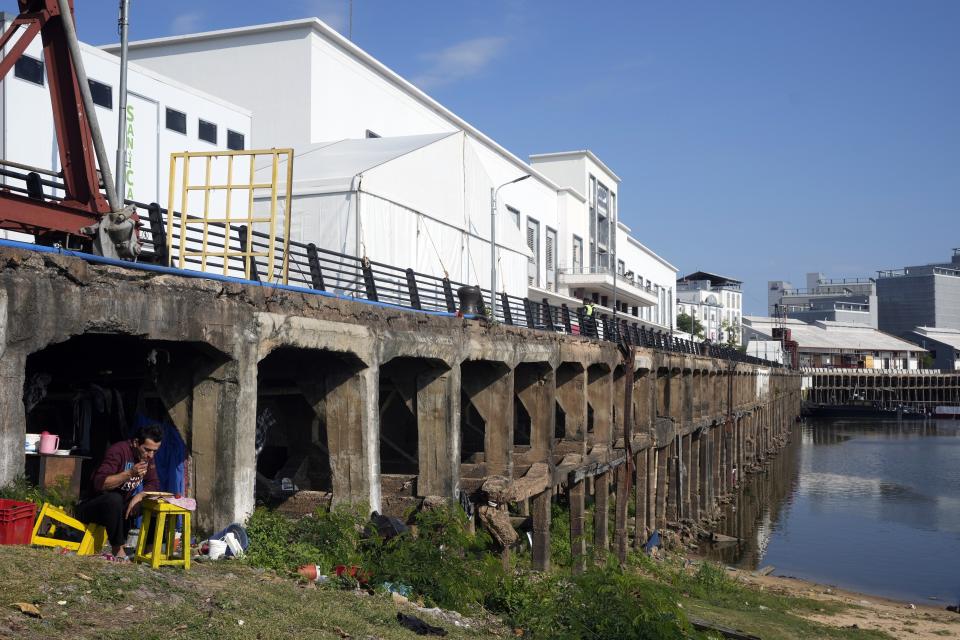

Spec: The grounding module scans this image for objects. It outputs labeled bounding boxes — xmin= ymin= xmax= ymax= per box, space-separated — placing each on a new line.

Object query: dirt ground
xmin=734 ymin=569 xmax=960 ymax=639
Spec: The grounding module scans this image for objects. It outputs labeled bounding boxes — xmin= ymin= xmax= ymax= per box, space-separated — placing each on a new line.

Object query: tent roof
xmin=258 ymin=132 xmax=456 ymax=193
xmin=743 ymin=316 xmax=926 ymax=353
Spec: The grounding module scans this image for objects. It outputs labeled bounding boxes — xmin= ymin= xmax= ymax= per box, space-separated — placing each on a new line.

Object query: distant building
xmin=743 ymin=317 xmax=927 ymax=371
xmin=903 ymin=327 xmax=960 ymax=372
xmin=876 ymin=249 xmax=960 ymax=337
xmin=768 ymin=273 xmax=877 ymax=328
xmin=676 ymin=272 xmax=743 ymax=343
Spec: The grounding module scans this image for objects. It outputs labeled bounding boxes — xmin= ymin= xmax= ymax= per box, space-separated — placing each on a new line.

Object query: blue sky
xmin=75 ymin=1 xmax=960 ymax=314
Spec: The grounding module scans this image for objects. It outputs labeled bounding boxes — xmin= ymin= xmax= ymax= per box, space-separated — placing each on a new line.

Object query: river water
xmin=707 ymin=417 xmax=960 ymax=604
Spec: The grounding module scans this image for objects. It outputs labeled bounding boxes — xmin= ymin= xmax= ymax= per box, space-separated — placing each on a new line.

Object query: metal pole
xmin=490 ymin=174 xmax=530 ymax=322
xmin=114 ymin=0 xmax=130 ymax=198
xmin=56 ymin=0 xmax=121 ymax=211
xmin=612 ymin=216 xmax=618 ymax=323
xmin=490 ymin=186 xmax=496 ymax=319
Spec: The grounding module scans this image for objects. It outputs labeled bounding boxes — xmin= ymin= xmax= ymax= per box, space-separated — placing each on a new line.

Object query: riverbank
xmin=5 ymin=542 xmax=958 ymax=639
xmin=724 ymin=566 xmax=960 ymax=639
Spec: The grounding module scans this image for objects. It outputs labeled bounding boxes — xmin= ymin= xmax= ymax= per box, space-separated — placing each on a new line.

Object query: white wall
xmin=308 ymin=34 xmax=455 ymax=141
xmin=123 ymin=26 xmax=310 ymax=149
xmin=1 ymin=28 xmax=251 ymax=225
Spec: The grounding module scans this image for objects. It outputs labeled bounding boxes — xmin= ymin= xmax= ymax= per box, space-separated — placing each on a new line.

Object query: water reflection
xmin=705 ymin=418 xmax=960 ymax=603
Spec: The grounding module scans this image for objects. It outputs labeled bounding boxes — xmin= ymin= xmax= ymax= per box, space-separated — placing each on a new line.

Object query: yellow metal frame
xmin=30 ymin=503 xmax=107 ymax=555
xmin=166 ymin=148 xmax=294 ymax=284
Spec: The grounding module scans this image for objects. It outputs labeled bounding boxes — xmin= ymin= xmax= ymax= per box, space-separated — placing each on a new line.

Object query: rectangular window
xmin=88 ymin=79 xmax=112 ymax=109
xmin=572 ymin=236 xmax=583 ymax=273
xmin=227 ymin=130 xmax=245 ymax=151
xmin=506 ymin=205 xmax=520 ymax=229
xmin=14 ymin=54 xmax=44 ymax=85
xmin=198 ymin=119 xmax=217 ymax=144
xmin=165 ymin=107 xmax=187 ymax=134
xmin=526 ymin=217 xmax=540 ymax=287
xmin=617 ymin=259 xmax=625 ymax=275
xmin=545 ymin=227 xmax=557 ymax=291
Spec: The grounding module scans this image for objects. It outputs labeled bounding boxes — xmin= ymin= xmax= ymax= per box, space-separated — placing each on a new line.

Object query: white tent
xmin=253 ymin=132 xmax=531 ymax=298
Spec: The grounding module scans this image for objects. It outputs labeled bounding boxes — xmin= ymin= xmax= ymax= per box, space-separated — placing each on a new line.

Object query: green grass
xmin=0 ymin=545 xmax=505 ymax=640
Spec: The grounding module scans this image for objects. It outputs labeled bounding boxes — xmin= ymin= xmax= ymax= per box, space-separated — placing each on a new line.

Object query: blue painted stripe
xmin=0 ymin=238 xmax=459 ymax=318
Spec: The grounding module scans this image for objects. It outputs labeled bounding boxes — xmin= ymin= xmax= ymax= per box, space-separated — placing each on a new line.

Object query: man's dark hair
xmin=134 ymin=424 xmax=164 ymax=444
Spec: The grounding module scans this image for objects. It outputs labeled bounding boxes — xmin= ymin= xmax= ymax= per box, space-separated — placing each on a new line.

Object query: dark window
xmin=14 ymin=54 xmax=44 ymax=85
xmin=365 ymin=129 xmax=381 ymax=138
xmin=88 ymin=79 xmax=112 ymax=109
xmin=165 ymin=108 xmax=187 ymax=134
xmin=198 ymin=119 xmax=217 ymax=144
xmin=226 ymin=130 xmax=245 ymax=151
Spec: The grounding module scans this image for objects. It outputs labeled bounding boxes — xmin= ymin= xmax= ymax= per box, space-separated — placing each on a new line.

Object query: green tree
xmin=676 ymin=312 xmax=704 ymax=339
xmin=721 ymin=319 xmax=741 ymax=347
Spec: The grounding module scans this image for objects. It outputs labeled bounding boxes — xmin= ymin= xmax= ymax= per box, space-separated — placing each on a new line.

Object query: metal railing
xmin=0 ymin=163 xmax=781 ymax=367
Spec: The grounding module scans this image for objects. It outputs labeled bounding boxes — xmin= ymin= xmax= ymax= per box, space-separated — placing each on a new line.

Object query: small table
xmin=24 ymin=452 xmax=90 ymax=498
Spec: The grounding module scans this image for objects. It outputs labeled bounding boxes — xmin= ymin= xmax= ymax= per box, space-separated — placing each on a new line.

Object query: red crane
xmin=0 ymin=0 xmax=138 ymax=258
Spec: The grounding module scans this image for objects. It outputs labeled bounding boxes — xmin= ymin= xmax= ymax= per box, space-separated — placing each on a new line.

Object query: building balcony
xmin=559 ymin=267 xmax=659 ymax=308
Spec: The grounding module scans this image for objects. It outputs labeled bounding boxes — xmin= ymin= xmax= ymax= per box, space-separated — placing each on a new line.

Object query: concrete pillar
xmin=634 ymin=450 xmax=648 ymax=547
xmin=594 ymin=471 xmax=610 ymax=559
xmin=301 ymin=366 xmax=373 ymax=508
xmin=416 ymin=368 xmax=458 ymax=497
xmin=666 ymin=440 xmax=679 ymax=523
xmin=689 ymin=432 xmax=700 ymax=521
xmin=633 ymin=372 xmax=652 ymax=437
xmin=614 ymin=463 xmax=629 ymax=564
xmin=462 ymin=362 xmax=513 ymax=477
xmin=699 ymin=427 xmax=710 ymax=515
xmin=588 ymin=364 xmax=612 ymax=448
xmin=557 ymin=363 xmax=587 ymax=442
xmin=531 ymin=489 xmax=552 ymax=571
xmin=646 ymin=447 xmax=657 ymax=532
xmin=570 ymin=480 xmax=586 ymax=574
xmin=655 ymin=445 xmax=668 ymax=528
xmin=192 ymin=355 xmax=257 ymax=532
xmin=515 ymin=364 xmax=555 ymax=462
xmin=681 ymin=433 xmax=692 ymax=518
xmin=0 ymin=349 xmax=26 ymax=486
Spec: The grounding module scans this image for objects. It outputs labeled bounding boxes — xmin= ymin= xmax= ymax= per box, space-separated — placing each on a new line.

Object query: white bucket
xmin=207 ymin=539 xmax=228 ymax=560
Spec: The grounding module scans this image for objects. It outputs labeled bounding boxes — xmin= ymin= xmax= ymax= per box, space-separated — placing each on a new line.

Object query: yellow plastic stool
xmin=134 ymin=498 xmax=191 ymax=570
xmin=30 ymin=503 xmax=107 ymax=555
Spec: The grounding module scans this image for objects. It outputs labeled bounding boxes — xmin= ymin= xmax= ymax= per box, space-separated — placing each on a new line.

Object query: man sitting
xmin=76 ymin=424 xmax=163 ymax=558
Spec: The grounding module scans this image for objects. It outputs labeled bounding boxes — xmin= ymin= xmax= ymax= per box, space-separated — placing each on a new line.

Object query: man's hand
xmin=125 ymin=492 xmax=145 ymax=519
xmin=130 ymin=461 xmax=148 ymax=478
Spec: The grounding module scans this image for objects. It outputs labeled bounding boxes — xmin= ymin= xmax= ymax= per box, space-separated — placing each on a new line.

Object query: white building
xmin=0 ymin=14 xmax=252 ymax=242
xmin=676 ymin=271 xmax=743 ymax=343
xmin=742 ymin=317 xmax=926 ymax=370
xmin=109 ymin=18 xmax=678 ymax=332
xmin=530 ymin=151 xmax=677 ymax=331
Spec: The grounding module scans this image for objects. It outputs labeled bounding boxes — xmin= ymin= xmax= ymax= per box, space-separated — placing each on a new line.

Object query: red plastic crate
xmin=0 ymin=499 xmax=38 ymax=545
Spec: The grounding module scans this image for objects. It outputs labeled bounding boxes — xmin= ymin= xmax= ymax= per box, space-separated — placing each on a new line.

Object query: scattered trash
xmin=76 ymin=573 xmax=92 ymax=581
xmin=56 ymin=600 xmax=67 ymax=606
xmin=368 ymin=511 xmax=408 ymax=541
xmin=297 ymin=564 xmax=330 ymax=583
xmin=755 ymin=565 xmax=775 ymax=577
xmin=383 ymin=582 xmax=412 ymax=598
xmin=396 ymin=612 xmax=447 ymax=636
xmin=11 ymin=602 xmax=42 ymax=618
xmin=391 ymin=592 xmax=409 ymax=605
xmin=207 ymin=539 xmax=228 ymax=560
xmin=907 ymin=603 xmax=916 ymax=610
xmin=238 ymin=619 xmax=244 ymax=626
xmin=334 ymin=565 xmax=371 ymax=585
